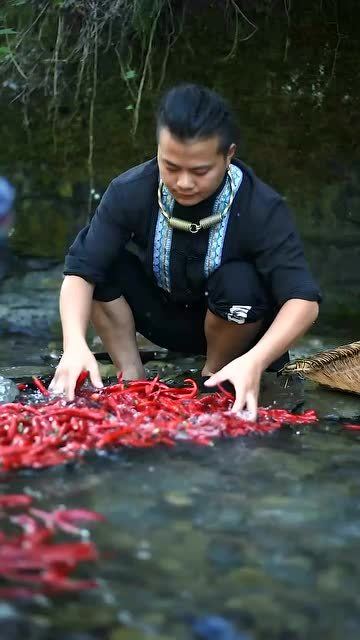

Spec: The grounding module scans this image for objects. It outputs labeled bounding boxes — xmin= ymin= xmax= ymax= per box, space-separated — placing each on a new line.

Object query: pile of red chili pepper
xmin=0 ymin=374 xmax=318 ymax=472
xmin=0 ymin=493 xmax=104 ymax=599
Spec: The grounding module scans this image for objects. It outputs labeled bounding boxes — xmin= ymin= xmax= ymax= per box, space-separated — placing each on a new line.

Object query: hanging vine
xmin=1 ymin=0 xmax=346 ymax=210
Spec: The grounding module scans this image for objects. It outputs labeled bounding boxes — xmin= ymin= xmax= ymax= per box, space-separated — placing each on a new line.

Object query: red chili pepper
xmin=36 ymin=541 xmax=98 ymax=564
xmin=47 ymin=407 xmax=107 ymax=421
xmin=42 ymin=569 xmax=98 ymax=592
xmin=52 ymin=509 xmax=105 ymax=535
xmin=97 ymin=426 xmax=135 ymax=448
xmin=343 ymin=423 xmax=360 ymax=431
xmin=0 ymin=586 xmax=39 ymax=598
xmin=0 ymin=376 xmax=318 ymax=472
xmin=75 ymin=370 xmax=89 ymax=391
xmin=6 ymin=416 xmax=19 ymax=440
xmin=0 ymin=495 xmax=32 ymax=508
xmin=32 ymin=377 xmax=49 ymax=396
xmin=163 ymin=378 xmax=198 ymax=399
xmin=217 ymin=383 xmax=235 ymax=399
xmin=101 ymin=383 xmax=127 ymax=395
xmin=145 ymin=375 xmax=160 ymax=395
xmin=0 ymin=494 xmax=105 ymax=599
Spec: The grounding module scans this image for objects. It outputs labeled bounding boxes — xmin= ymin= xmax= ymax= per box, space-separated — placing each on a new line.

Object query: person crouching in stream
xmin=50 ymin=84 xmax=321 ymax=418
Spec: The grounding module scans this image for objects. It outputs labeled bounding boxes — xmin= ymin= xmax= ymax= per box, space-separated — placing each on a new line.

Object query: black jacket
xmin=64 ymin=158 xmax=321 ymax=306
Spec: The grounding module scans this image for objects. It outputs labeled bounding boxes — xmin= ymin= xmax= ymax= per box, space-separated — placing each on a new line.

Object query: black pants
xmin=93 ymin=251 xmax=288 ymax=371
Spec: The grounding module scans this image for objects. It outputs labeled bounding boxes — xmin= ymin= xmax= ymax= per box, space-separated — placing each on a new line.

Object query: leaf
xmin=0 ymin=46 xmax=10 ymax=57
xmin=123 ymin=68 xmax=136 ymax=80
xmin=125 ymin=104 xmax=134 ymax=111
xmin=0 ymin=28 xmax=17 ymax=36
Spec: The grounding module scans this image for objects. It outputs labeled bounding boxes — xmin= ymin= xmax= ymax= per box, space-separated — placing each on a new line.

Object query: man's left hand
xmin=204 ymin=353 xmax=263 ymax=420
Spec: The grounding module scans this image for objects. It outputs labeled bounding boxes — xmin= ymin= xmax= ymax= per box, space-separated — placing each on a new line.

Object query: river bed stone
xmin=0 ymin=374 xmax=19 ymax=403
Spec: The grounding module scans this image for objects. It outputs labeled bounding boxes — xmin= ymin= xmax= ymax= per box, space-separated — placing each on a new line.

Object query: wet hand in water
xmin=49 ymin=341 xmax=103 ymax=401
xmin=204 ymin=352 xmax=262 ymax=420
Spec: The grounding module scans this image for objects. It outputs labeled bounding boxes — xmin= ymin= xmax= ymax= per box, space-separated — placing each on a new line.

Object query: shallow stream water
xmin=0 ymin=331 xmax=359 ymax=640
xmin=1 ymin=2 xmax=359 ymax=636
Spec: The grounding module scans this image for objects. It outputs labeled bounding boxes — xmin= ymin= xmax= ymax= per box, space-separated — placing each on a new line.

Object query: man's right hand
xmin=49 ymin=340 xmax=103 ymax=401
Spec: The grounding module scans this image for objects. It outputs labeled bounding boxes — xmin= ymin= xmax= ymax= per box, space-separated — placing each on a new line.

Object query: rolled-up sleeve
xmin=252 ymin=199 xmax=322 ymax=306
xmin=64 ymin=180 xmax=131 ymax=284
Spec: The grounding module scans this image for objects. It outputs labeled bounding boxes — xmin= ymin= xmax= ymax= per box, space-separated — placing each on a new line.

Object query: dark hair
xmin=156 ymin=84 xmax=238 ymax=154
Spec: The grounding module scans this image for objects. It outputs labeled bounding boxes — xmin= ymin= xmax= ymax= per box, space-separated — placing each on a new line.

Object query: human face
xmin=157 ymin=127 xmax=236 ymax=206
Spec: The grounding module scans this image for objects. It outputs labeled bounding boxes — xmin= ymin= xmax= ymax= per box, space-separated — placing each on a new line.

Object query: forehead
xmin=158 ymin=127 xmax=221 ymax=166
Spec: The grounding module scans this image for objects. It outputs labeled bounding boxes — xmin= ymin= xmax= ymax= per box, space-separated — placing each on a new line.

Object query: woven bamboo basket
xmin=280 ymin=341 xmax=360 ymax=394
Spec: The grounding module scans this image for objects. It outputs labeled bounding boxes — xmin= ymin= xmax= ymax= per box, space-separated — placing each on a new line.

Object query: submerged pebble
xmin=192 ymin=615 xmax=251 ymax=640
xmin=164 ymin=492 xmax=194 ymax=507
